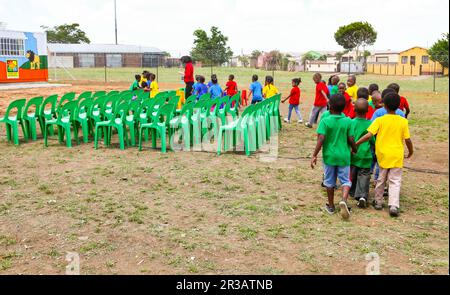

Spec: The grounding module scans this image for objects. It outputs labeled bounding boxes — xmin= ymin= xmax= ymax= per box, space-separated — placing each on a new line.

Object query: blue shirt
xmin=371 ymin=108 xmax=405 ymax=122
xmin=207 ymin=81 xmax=214 ymax=89
xmin=208 ymin=84 xmax=223 ymax=99
xmin=250 ymin=81 xmax=263 ymax=101
xmin=194 ymin=83 xmax=208 ymax=98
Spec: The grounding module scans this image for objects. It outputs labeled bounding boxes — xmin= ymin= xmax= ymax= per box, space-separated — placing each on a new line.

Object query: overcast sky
xmin=1 ymin=0 xmax=448 ymax=56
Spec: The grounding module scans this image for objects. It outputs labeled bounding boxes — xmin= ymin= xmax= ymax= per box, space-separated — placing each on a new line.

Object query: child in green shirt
xmin=350 ymin=99 xmax=375 ymax=208
xmin=130 ymin=74 xmax=141 ymax=91
xmin=311 ymin=93 xmax=357 ymax=219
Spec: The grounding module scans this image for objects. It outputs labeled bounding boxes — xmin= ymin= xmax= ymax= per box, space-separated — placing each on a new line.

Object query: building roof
xmin=399 ymin=46 xmax=428 ymax=54
xmin=47 ymin=43 xmax=163 ymax=54
xmin=0 ymin=29 xmax=45 ymax=38
xmin=371 ymin=50 xmax=400 ymax=55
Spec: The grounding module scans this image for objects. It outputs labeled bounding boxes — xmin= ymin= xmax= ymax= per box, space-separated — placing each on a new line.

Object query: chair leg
xmin=11 ymin=123 xmax=19 ymax=145
xmin=5 ymin=123 xmax=11 ymax=142
xmin=82 ymin=121 xmax=89 ymax=143
xmin=151 ymin=129 xmax=157 ymax=149
xmin=65 ymin=126 xmax=72 ymax=148
xmin=117 ymin=126 xmax=125 ymax=150
xmin=94 ymin=125 xmax=99 ymax=150
xmin=138 ymin=128 xmax=143 ymax=151
xmin=217 ymin=129 xmax=223 ymax=155
xmin=29 ymin=120 xmax=37 ymax=141
xmin=160 ymin=127 xmax=166 ymax=153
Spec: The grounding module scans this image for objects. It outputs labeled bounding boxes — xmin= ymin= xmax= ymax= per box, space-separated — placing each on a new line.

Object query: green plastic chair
xmin=139 ymin=103 xmax=175 ymax=153
xmin=217 ymin=104 xmax=257 ymax=156
xmin=167 ymin=96 xmax=180 ymax=109
xmin=0 ymin=99 xmax=28 ymax=145
xmin=44 ymin=100 xmax=79 ymax=148
xmin=138 ymin=98 xmax=159 ymax=142
xmin=88 ymin=95 xmax=108 ymax=143
xmin=107 ymin=90 xmax=120 ymax=96
xmin=226 ymin=94 xmax=240 ymax=120
xmin=102 ymin=94 xmax=120 ymax=121
xmin=170 ymin=101 xmax=195 ymax=151
xmin=38 ymin=94 xmax=58 ymax=137
xmin=94 ymin=102 xmax=129 ymax=150
xmin=185 ymin=95 xmax=197 ymax=105
xmin=77 ymin=91 xmax=92 ymax=100
xmin=74 ymin=98 xmax=94 ymax=143
xmin=23 ymin=96 xmax=43 ymax=141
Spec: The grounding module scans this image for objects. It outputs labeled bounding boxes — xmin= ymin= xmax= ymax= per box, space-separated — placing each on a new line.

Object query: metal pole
xmin=433 ymin=62 xmax=436 ymax=92
xmin=156 ymin=56 xmax=159 ymax=83
xmin=114 ymin=0 xmax=118 ymax=45
xmin=104 ymin=53 xmax=107 ymax=83
xmin=348 ymin=52 xmax=351 ymax=75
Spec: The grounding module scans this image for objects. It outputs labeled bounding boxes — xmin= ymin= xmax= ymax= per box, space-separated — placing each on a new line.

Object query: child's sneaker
xmin=304 ymin=122 xmax=313 ymax=128
xmin=373 ymin=200 xmax=383 ymax=210
xmin=357 ymin=198 xmax=367 ymax=208
xmin=339 ymin=200 xmax=351 ymax=220
xmin=298 ymin=119 xmax=303 ymax=123
xmin=389 ymin=206 xmax=399 ymax=217
xmin=284 ymin=118 xmax=289 ymax=123
xmin=324 ymin=204 xmax=335 ymax=215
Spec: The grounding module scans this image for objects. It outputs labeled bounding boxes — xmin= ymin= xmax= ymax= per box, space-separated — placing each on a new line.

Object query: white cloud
xmin=0 ymin=0 xmax=448 ymax=56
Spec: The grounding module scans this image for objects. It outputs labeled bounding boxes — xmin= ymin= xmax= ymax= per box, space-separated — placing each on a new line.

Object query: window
xmin=0 ymin=38 xmax=25 ymax=56
xmin=78 ymin=54 xmax=95 ymax=67
xmin=401 ymin=56 xmax=408 ymax=64
xmin=376 ymin=57 xmax=388 ymax=63
xmin=422 ymin=55 xmax=429 ymax=64
xmin=410 ymin=56 xmax=416 ymax=66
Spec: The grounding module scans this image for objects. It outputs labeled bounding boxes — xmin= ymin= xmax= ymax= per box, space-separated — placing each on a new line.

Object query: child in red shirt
xmin=357 ymin=87 xmax=375 ymax=120
xmin=338 ymin=82 xmax=355 ymax=118
xmin=305 ymin=73 xmax=329 ymax=128
xmin=388 ymin=83 xmax=410 ymax=118
xmin=224 ymin=74 xmax=238 ymax=97
xmin=282 ymin=78 xmax=303 ymax=123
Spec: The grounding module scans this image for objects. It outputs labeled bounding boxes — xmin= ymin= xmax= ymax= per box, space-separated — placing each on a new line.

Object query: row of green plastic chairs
xmin=0 ymin=88 xmax=172 ymax=147
xmin=166 ymin=93 xmax=281 ymax=156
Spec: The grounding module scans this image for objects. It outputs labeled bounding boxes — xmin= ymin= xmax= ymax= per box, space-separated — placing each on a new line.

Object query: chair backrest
xmin=107 ymin=90 xmax=120 ymax=96
xmin=76 ymin=97 xmax=94 ymax=117
xmin=128 ymin=99 xmax=141 ymax=120
xmin=57 ymin=92 xmax=76 ymax=112
xmin=120 ymin=91 xmax=134 ymax=101
xmin=114 ymin=101 xmax=130 ymax=121
xmin=77 ymin=91 xmax=92 ymax=100
xmin=24 ymin=96 xmax=43 ymax=117
xmin=139 ymin=98 xmax=159 ymax=120
xmin=199 ymin=93 xmax=211 ymax=101
xmin=153 ymin=92 xmax=167 ymax=101
xmin=101 ymin=94 xmax=120 ymax=117
xmin=153 ymin=96 xmax=167 ymax=110
xmin=92 ymin=91 xmax=106 ymax=98
xmin=185 ymin=95 xmax=197 ymax=105
xmin=204 ymin=98 xmax=219 ymax=117
xmin=89 ymin=96 xmax=107 ymax=117
xmin=3 ymin=99 xmax=26 ymax=120
xmin=40 ymin=94 xmax=58 ymax=117
xmin=57 ymin=100 xmax=79 ymax=123
xmin=167 ymin=96 xmax=180 ymax=107
xmin=227 ymin=94 xmax=240 ymax=113
xmin=154 ymin=103 xmax=175 ymax=127
xmin=217 ymin=96 xmax=229 ymax=110
xmin=167 ymin=90 xmax=177 ymax=98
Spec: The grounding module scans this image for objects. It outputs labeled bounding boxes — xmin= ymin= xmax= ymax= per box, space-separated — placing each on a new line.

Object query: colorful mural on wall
xmin=0 ymin=30 xmax=48 ymax=83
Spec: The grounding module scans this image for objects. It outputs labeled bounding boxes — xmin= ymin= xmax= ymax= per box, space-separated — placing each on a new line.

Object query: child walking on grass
xmin=262 ymin=76 xmax=279 ymax=99
xmin=356 ymin=92 xmax=414 ymax=217
xmin=282 ymin=78 xmax=303 ymax=123
xmin=311 ymin=93 xmax=357 ymax=220
xmin=305 ymin=73 xmax=329 ymax=128
xmin=349 ymin=99 xmax=375 ymax=208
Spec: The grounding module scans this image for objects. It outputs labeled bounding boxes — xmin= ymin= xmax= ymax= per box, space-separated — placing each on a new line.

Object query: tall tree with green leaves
xmin=429 ymin=33 xmax=449 ymax=69
xmin=41 ymin=23 xmax=90 ymax=44
xmin=190 ymin=26 xmax=233 ymax=66
xmin=334 ymin=22 xmax=377 ymax=61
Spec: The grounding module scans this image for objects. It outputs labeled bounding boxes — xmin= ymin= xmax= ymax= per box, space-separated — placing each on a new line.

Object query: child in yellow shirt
xmin=262 ymin=75 xmax=279 ymax=99
xmin=356 ymin=92 xmax=413 ymax=217
xmin=149 ymin=73 xmax=159 ymax=98
xmin=346 ymin=74 xmax=359 ymax=101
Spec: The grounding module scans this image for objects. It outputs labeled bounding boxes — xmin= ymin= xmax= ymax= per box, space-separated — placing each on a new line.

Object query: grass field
xmin=0 ymin=68 xmax=448 ymax=274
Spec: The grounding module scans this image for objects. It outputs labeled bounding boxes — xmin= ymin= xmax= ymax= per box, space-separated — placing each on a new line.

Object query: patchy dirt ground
xmin=0 ymin=79 xmax=448 ymax=274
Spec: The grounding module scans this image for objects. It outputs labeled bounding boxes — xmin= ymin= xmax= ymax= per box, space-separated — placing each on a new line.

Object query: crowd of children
xmin=309 ymin=73 xmax=413 ymax=220
xmin=128 ymin=70 xmax=413 ymax=220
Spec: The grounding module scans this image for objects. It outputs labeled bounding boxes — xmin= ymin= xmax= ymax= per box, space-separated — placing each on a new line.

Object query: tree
xmin=301 ymin=52 xmax=316 ymax=70
xmin=251 ymin=50 xmax=262 ymax=60
xmin=429 ymin=33 xmax=449 ymax=69
xmin=190 ymin=26 xmax=233 ymax=66
xmin=334 ymin=22 xmax=377 ymax=61
xmin=263 ymin=50 xmax=283 ymax=70
xmin=41 ymin=23 xmax=90 ymax=44
xmin=238 ymin=55 xmax=250 ymax=67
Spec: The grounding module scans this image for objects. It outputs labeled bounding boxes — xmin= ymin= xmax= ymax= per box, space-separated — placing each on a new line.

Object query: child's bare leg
xmin=342 ymin=185 xmax=350 ymax=202
xmin=327 ymin=188 xmax=335 ymax=208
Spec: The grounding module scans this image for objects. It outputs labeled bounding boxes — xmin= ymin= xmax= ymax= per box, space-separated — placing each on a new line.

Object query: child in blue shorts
xmin=248 ymin=74 xmax=263 ymax=104
xmin=311 ymin=93 xmax=357 ymax=220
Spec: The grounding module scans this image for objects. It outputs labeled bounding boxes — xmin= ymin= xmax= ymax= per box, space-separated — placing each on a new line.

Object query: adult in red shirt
xmin=305 ymin=73 xmax=329 ymax=128
xmin=224 ymin=74 xmax=238 ymax=97
xmin=179 ymin=56 xmax=195 ymax=99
